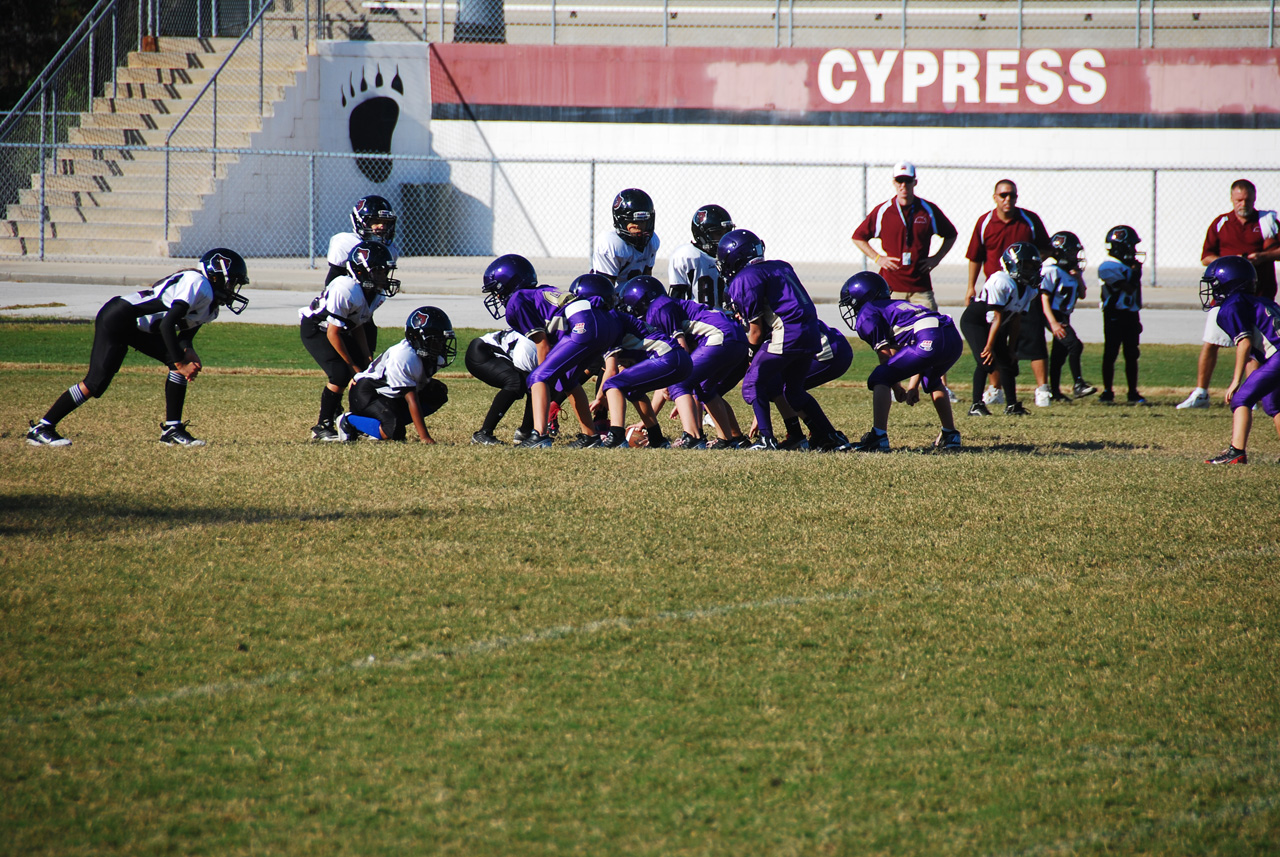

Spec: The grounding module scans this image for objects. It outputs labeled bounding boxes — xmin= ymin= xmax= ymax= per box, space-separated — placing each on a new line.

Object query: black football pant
xmin=465 ymin=338 xmax=533 ymax=436
xmin=960 ymin=302 xmax=1018 ymax=406
xmin=1048 ymin=310 xmax=1085 ymax=391
xmin=1102 ymin=310 xmax=1142 ymax=394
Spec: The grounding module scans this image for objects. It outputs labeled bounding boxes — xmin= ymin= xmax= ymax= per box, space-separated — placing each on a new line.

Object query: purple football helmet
xmin=716 ymin=229 xmax=765 ymax=284
xmin=482 ymin=254 xmax=539 ymax=319
xmin=569 ymin=273 xmax=616 ymax=310
xmin=838 ymin=271 xmax=891 ymax=329
xmin=1200 ymin=255 xmax=1257 ymax=310
xmin=618 ymin=275 xmax=666 ymax=318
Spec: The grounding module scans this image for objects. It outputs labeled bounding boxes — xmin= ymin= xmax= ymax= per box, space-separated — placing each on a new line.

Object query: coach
xmin=851 ymin=162 xmax=958 ymax=312
xmin=964 ymin=178 xmax=1050 ymax=305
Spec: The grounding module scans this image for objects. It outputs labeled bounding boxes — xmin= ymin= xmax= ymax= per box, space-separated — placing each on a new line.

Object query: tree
xmin=2 ymin=0 xmax=99 ymax=109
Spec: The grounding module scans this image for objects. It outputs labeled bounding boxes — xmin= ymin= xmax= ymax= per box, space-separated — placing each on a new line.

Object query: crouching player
xmin=1199 ymin=257 xmax=1280 ymax=465
xmin=26 ymin=248 xmax=250 ymax=447
xmin=589 ymin=307 xmax=694 ymax=449
xmin=337 ymin=307 xmax=455 ymax=443
xmin=839 ymin=271 xmax=963 ymax=451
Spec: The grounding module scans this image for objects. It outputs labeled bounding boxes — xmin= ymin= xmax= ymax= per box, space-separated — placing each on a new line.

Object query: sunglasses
xmin=997 ymin=191 xmax=1018 ymax=199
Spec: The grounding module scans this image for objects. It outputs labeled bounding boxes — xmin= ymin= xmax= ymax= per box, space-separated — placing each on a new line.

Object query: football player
xmin=300 ymin=241 xmax=399 ymax=441
xmin=742 ymin=320 xmax=854 ymax=451
xmin=669 ymin=204 xmax=733 ymax=305
xmin=592 ymin=188 xmax=659 ymax=291
xmin=839 ymin=271 xmax=963 ymax=452
xmin=325 ymin=195 xmax=399 ymax=285
xmin=1097 ymin=225 xmax=1146 ymax=404
xmin=1199 ymin=257 xmax=1280 ymax=464
xmin=1040 ymin=231 xmax=1096 ymax=403
xmin=337 ymin=306 xmax=454 ymax=443
xmin=26 ymin=249 xmax=250 ymax=447
xmin=960 ymin=242 xmax=1040 ymax=416
xmin=718 ymin=229 xmax=847 ymax=451
xmin=466 ymin=327 xmax=539 ymax=446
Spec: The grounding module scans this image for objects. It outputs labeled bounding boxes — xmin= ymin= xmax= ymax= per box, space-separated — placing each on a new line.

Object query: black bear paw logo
xmin=342 ymin=65 xmax=404 ymax=184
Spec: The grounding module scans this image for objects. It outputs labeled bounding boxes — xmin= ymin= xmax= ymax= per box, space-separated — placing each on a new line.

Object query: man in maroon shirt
xmin=851 ymin=161 xmax=958 ymax=312
xmin=964 ymin=178 xmax=1051 ymax=305
xmin=1177 ymin=179 xmax=1280 ymax=409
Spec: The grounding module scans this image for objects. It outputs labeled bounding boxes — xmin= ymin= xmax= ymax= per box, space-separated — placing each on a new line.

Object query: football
xmin=625 ymin=426 xmax=648 ymax=448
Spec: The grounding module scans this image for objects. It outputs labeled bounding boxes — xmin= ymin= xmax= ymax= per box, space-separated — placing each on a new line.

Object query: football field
xmin=2 ymin=321 xmax=1277 ymax=855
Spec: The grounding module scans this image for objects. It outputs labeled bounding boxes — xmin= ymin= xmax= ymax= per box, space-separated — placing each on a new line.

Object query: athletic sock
xmin=165 ymin=372 xmax=188 ymax=423
xmin=782 ymin=416 xmax=802 ymax=438
xmin=347 ymin=414 xmax=383 ymax=439
xmin=42 ymin=385 xmax=87 ymax=426
xmin=319 ymin=387 xmax=342 ymax=425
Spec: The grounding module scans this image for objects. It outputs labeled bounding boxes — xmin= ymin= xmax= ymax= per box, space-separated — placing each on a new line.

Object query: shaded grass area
xmin=1 ymin=325 xmax=1277 ymax=856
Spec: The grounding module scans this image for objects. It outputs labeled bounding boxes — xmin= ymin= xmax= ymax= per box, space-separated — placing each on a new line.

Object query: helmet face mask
xmin=691 ymin=204 xmax=734 ymax=256
xmin=569 ymin=273 xmax=616 ymax=310
xmin=351 ymin=195 xmax=397 ymax=244
xmin=200 ymin=248 xmax=250 ymax=315
xmin=1049 ymin=231 xmax=1086 ymax=272
xmin=612 ymin=188 xmax=655 ymax=251
xmin=716 ymin=229 xmax=765 ymax=284
xmin=1199 ymin=255 xmax=1257 ymax=310
xmin=406 ymin=306 xmax=457 ymax=365
xmin=838 ymin=271 xmax=891 ymax=329
xmin=347 ymin=241 xmax=400 ymax=298
xmin=481 ymin=254 xmax=538 ymax=320
xmin=1105 ymin=225 xmax=1146 ymax=265
xmin=1000 ymin=241 xmax=1042 ymax=288
xmin=618 ymin=275 xmax=666 ymax=318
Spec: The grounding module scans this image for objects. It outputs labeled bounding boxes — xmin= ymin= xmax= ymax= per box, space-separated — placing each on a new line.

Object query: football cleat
xmin=160 ymin=422 xmax=205 ymax=446
xmin=643 ymin=428 xmax=671 ymax=449
xmin=747 ymin=436 xmax=780 ymax=451
xmin=311 ymin=419 xmax=339 ymax=442
xmin=945 ymin=386 xmax=959 ymax=403
xmin=567 ymin=432 xmax=603 ymax=449
xmin=811 ymin=431 xmax=853 ymax=453
xmin=26 ymin=420 xmax=71 ymax=447
xmin=1128 ymin=392 xmax=1148 ymax=405
xmin=671 ymin=432 xmax=706 ymax=449
xmin=968 ymin=402 xmax=991 ymax=417
xmin=598 ymin=432 xmax=629 ymax=449
xmin=1176 ymin=391 xmax=1210 ymax=409
xmin=777 ymin=433 xmax=810 ymax=451
xmin=517 ymin=429 xmax=554 ymax=448
xmin=1050 ymin=390 xmax=1073 ymax=403
xmin=982 ymin=385 xmax=1005 ymax=405
xmin=1072 ymin=381 xmax=1098 ymax=398
xmin=934 ymin=428 xmax=962 ymax=450
xmin=705 ymin=436 xmax=739 ymax=450
xmin=1005 ymin=402 xmax=1029 ymax=416
xmin=1034 ymin=385 xmax=1053 ymax=408
xmin=1205 ymin=446 xmax=1247 ymax=465
xmin=471 ymin=430 xmax=504 ymax=446
xmin=851 ymin=430 xmax=891 ymax=453
xmin=512 ymin=427 xmax=533 ymax=445
xmin=335 ymin=413 xmax=358 ymax=442
xmin=1098 ymin=391 xmax=1115 ymax=403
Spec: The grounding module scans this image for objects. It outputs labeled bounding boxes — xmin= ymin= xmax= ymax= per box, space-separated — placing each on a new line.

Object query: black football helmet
xmin=691 ymin=204 xmax=735 ymax=256
xmin=405 ymin=305 xmax=457 ymax=366
xmin=716 ymin=228 xmax=765 ymax=284
xmin=351 ymin=195 xmax=397 ymax=243
xmin=1105 ymin=225 xmax=1145 ymax=265
xmin=347 ymin=241 xmax=401 ymax=297
xmin=481 ymin=254 xmax=539 ymax=320
xmin=1199 ymin=256 xmax=1257 ymax=310
xmin=838 ymin=271 xmax=891 ymax=329
xmin=1000 ymin=242 xmax=1042 ymax=288
xmin=1048 ymin=231 xmax=1085 ymax=272
xmin=618 ymin=275 xmax=666 ymax=318
xmin=200 ymin=248 xmax=250 ymax=315
xmin=612 ymin=188 xmax=655 ymax=251
xmin=569 ymin=273 xmax=616 ymax=310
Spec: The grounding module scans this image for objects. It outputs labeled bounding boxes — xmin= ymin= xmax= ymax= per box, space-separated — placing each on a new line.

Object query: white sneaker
xmin=983 ymin=386 xmax=1006 ymax=405
xmin=1176 ymin=391 xmax=1210 ymax=410
xmin=945 ymin=386 xmax=959 ymax=403
xmin=1034 ymin=385 xmax=1053 ymax=408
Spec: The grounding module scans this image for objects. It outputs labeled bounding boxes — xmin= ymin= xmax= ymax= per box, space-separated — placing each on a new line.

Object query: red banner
xmin=430 ymin=44 xmax=1280 ymax=115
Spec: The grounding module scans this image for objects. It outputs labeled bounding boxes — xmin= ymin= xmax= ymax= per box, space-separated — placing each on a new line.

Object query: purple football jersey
xmin=504 ymin=286 xmax=572 ymax=344
xmin=726 ymin=259 xmax=820 ymax=354
xmin=609 ymin=310 xmax=681 ymax=359
xmin=855 ymin=299 xmax=950 ymax=351
xmin=676 ymin=298 xmax=747 ymax=348
xmin=1216 ymin=292 xmax=1280 ymax=361
xmin=643 ymin=294 xmax=690 ymax=340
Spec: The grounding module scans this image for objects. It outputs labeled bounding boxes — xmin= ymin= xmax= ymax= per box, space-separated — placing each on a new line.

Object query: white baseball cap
xmin=893 ymin=161 xmax=917 ymax=180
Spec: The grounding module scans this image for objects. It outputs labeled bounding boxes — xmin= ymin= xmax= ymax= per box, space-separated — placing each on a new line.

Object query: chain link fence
xmin=3 ymin=141 xmax=1273 ymax=294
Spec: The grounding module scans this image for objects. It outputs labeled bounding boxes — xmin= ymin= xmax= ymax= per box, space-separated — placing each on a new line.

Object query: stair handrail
xmin=0 ymin=0 xmax=124 ymax=142
xmin=164 ymin=0 xmax=279 ymax=243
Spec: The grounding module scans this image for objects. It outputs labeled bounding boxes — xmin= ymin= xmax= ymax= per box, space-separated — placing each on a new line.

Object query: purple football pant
xmin=528 ymin=311 xmax=617 ymax=404
xmin=805 ymin=333 xmax=854 ymax=390
xmin=672 ymin=341 xmax=749 ymax=401
xmin=867 ymin=324 xmax=963 ymax=393
xmin=1233 ymin=355 xmax=1280 ymax=417
xmin=603 ymin=349 xmax=693 ymax=401
xmin=743 ymin=349 xmax=834 ymax=439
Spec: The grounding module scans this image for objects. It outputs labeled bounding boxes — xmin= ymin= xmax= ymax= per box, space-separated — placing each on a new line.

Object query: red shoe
xmin=1205 ymin=446 xmax=1247 ymax=465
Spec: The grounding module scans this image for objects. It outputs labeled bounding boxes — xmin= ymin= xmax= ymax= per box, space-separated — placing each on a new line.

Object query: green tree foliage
xmin=1 ymin=0 xmax=98 ymax=108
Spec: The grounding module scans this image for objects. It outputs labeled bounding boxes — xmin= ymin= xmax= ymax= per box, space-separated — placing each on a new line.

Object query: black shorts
xmin=1016 ymin=304 xmax=1048 ymax=361
xmin=465 ymin=338 xmax=528 ymax=394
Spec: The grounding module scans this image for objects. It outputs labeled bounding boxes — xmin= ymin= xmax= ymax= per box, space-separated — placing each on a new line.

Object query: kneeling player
xmin=839 ymin=271 xmax=963 ymax=451
xmin=26 ymin=249 xmax=250 ymax=447
xmin=337 ymin=307 xmax=455 ymax=443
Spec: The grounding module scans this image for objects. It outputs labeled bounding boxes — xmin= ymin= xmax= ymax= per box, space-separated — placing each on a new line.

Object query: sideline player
xmin=592 ymin=188 xmax=659 ymax=291
xmin=26 ymin=249 xmax=250 ymax=447
xmin=325 ymin=195 xmax=400 ymax=285
xmin=1096 ymin=226 xmax=1146 ymax=404
xmin=1040 ymin=231 xmax=1096 ymax=402
xmin=669 ymin=203 xmax=734 ymax=305
xmin=960 ymin=242 xmax=1040 ymax=416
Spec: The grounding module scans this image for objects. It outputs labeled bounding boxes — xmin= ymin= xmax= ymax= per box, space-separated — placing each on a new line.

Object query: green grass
xmin=1 ymin=321 xmax=1277 ymax=856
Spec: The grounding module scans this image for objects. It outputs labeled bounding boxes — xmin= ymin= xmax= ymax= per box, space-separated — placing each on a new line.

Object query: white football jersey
xmin=123 ymin=270 xmax=220 ymax=334
xmin=355 ymin=339 xmax=435 ymax=398
xmin=1041 ymin=265 xmax=1085 ymax=315
xmin=1097 ymin=259 xmax=1142 ymax=312
xmin=592 ymin=232 xmax=659 ymax=286
xmin=479 ymin=329 xmax=539 ymax=373
xmin=299 ymin=275 xmax=386 ymax=329
xmin=668 ymin=243 xmax=721 ymax=303
xmin=326 ymin=231 xmax=401 ymax=268
xmin=977 ymin=271 xmax=1035 ymax=323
